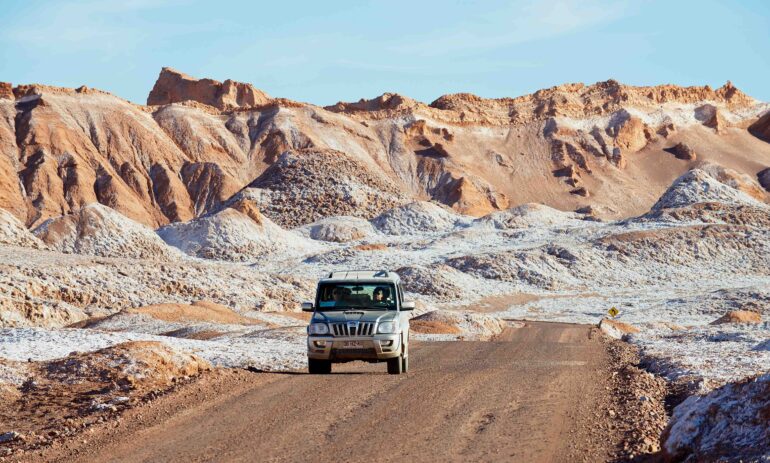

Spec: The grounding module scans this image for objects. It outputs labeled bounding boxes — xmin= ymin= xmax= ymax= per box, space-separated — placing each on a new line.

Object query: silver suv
xmin=302 ymin=270 xmax=413 ymax=375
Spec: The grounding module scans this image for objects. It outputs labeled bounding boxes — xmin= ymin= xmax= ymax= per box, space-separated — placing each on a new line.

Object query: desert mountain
xmin=1 ymin=70 xmax=769 ymax=229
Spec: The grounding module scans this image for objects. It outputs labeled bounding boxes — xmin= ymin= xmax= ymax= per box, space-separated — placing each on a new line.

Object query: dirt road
xmin=35 ymin=322 xmax=632 ymax=462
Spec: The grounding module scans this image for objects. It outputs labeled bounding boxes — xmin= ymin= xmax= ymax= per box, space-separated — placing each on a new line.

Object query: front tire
xmin=387 ymin=356 xmax=403 ymax=375
xmin=308 ymin=358 xmax=331 ymax=374
xmin=401 ymin=355 xmax=409 ymax=373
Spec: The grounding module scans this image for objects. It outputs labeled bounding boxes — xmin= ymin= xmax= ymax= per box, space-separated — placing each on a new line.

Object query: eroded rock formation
xmin=0 ymin=69 xmax=768 ymax=229
xmin=147 ymin=67 xmax=272 ymax=110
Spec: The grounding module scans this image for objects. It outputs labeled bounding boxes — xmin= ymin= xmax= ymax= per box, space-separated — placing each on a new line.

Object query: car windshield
xmin=316 ymin=283 xmax=397 ymax=311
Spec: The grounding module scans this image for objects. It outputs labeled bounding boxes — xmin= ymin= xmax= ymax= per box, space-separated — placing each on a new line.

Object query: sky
xmin=1 ymin=0 xmax=768 ymax=106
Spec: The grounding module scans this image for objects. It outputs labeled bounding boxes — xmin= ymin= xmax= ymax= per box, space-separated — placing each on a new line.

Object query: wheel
xmin=402 ymin=343 xmax=409 ymax=373
xmin=387 ymin=356 xmax=403 ymax=375
xmin=308 ymin=358 xmax=332 ymax=374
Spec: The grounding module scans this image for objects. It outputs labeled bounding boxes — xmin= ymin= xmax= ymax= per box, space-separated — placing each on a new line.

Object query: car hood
xmin=312 ymin=310 xmax=397 ymax=324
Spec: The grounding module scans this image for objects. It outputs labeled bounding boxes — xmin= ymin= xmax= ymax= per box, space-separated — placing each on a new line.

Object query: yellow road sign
xmin=608 ymin=307 xmax=619 ymax=318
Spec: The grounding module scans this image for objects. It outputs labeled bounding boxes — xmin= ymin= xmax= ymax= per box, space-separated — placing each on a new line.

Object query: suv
xmin=302 ymin=270 xmax=413 ymax=375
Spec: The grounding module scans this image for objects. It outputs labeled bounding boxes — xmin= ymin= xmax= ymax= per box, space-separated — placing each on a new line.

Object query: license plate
xmin=340 ymin=341 xmax=364 ymax=348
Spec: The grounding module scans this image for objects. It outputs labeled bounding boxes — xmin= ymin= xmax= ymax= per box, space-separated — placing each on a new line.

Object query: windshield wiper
xmin=319 ymin=305 xmax=395 ymax=311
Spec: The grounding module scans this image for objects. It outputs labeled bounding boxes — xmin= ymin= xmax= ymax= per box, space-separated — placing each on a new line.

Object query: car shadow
xmin=246 ymin=367 xmax=390 ymax=376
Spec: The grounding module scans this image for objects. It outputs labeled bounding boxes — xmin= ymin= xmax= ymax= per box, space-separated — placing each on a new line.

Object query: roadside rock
xmin=662 ymin=373 xmax=770 ymax=461
xmin=599 ymin=318 xmax=640 ymax=339
xmin=0 ymin=341 xmax=212 ymax=455
xmin=0 ymin=431 xmax=20 ymax=444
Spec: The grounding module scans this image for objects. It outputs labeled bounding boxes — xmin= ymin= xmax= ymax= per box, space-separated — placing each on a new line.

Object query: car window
xmin=316 ymin=283 xmax=397 ymax=311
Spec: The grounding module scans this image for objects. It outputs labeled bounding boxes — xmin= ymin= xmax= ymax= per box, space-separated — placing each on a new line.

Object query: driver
xmin=373 ymin=286 xmax=390 ymax=303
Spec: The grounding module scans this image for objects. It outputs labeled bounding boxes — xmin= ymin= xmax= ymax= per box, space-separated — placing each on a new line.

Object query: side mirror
xmin=301 ymin=301 xmax=314 ymax=312
xmin=401 ymin=301 xmax=415 ymax=311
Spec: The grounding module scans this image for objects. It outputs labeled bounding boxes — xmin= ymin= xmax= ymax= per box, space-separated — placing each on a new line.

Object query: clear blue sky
xmin=1 ymin=0 xmax=768 ymax=105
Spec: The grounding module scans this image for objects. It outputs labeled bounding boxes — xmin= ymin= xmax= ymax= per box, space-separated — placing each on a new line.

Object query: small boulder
xmin=0 ymin=431 xmax=21 ymax=444
xmin=757 ymin=168 xmax=770 ymax=192
xmin=570 ymin=187 xmax=589 ymax=197
xmin=668 ymin=142 xmax=697 ymax=161
xmin=710 ymin=310 xmax=761 ymax=325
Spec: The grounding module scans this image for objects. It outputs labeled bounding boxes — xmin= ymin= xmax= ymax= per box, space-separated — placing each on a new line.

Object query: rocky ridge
xmin=2 ymin=70 xmax=769 ymax=228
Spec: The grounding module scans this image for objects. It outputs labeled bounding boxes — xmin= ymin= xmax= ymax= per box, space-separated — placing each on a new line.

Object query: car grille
xmin=330 ymin=322 xmax=374 ymax=337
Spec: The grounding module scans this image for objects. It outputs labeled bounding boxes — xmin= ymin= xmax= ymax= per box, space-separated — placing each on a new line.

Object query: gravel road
xmin=32 ymin=322 xmax=638 ymax=462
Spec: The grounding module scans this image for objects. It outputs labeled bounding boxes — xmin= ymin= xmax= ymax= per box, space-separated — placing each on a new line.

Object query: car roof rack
xmin=326 ymin=269 xmax=390 ymax=279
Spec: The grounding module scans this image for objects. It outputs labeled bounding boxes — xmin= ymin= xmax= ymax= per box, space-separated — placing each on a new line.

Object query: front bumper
xmin=307 ymin=334 xmax=401 ymax=362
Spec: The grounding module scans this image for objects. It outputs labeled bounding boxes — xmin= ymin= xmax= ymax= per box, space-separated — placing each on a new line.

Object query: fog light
xmin=314 ymin=340 xmax=327 ymax=348
xmin=380 ymin=340 xmax=393 ymax=347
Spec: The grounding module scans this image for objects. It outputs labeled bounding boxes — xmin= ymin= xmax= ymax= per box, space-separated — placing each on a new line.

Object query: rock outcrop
xmin=758 ymin=167 xmax=770 ymax=192
xmin=33 ymin=204 xmax=182 ymax=260
xmin=147 ymin=67 xmax=271 ymax=110
xmin=418 ymin=80 xmax=755 ymax=126
xmin=0 ymin=82 xmax=13 ymax=100
xmin=748 ymin=111 xmax=770 ymax=142
xmin=326 ymin=92 xmax=423 ymax=115
xmin=668 ymin=142 xmax=697 ymax=160
xmin=696 ymin=104 xmax=728 ymax=132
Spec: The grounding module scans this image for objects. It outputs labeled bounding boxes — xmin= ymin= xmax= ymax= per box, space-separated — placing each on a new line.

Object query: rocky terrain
xmin=1 ymin=69 xmax=769 ymax=460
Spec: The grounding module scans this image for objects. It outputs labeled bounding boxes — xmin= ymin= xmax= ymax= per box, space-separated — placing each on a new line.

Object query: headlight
xmin=308 ymin=323 xmax=329 ymax=335
xmin=377 ymin=321 xmax=398 ymax=334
